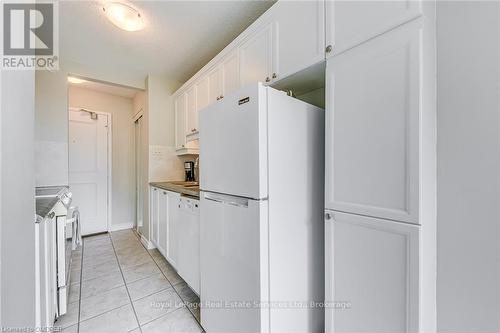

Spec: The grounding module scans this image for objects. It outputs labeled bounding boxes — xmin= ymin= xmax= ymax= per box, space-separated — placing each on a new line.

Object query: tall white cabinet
xmin=324 ymin=2 xmax=436 ymax=333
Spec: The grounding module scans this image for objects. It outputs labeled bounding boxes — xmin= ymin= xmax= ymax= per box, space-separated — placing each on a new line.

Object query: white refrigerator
xmin=199 ymin=83 xmax=325 ymax=333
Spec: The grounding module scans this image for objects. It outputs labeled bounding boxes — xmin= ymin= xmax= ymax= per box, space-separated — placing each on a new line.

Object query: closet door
xmin=326 ymin=0 xmax=422 ymax=56
xmin=325 ymin=21 xmax=422 ymax=224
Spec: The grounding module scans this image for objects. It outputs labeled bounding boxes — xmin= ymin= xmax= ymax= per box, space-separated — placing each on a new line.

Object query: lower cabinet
xmin=149 ymin=186 xmax=200 ymax=294
xmin=325 ymin=210 xmax=419 ymax=333
xmin=150 ymin=187 xmax=159 ymax=246
xmin=157 ymin=190 xmax=168 ymax=256
xmin=166 ymin=191 xmax=181 ymax=268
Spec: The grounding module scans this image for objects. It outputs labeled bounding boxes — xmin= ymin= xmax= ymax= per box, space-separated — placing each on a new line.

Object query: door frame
xmin=69 ymin=107 xmax=113 ymax=233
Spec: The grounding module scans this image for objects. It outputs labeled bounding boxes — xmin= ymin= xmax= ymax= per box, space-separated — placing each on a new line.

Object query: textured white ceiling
xmin=60 ymin=1 xmax=275 ymax=88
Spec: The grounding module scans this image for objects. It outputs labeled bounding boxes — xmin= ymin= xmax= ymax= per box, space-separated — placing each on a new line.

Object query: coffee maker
xmin=184 ymin=161 xmax=195 ymax=181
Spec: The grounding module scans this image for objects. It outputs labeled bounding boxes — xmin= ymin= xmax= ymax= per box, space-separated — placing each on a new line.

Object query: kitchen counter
xmin=150 ymin=181 xmax=200 ymax=199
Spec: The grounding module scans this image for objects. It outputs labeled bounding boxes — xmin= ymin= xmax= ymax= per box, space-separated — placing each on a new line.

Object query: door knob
xmin=326 ymin=45 xmax=333 ymax=53
xmin=325 ymin=212 xmax=333 ymax=220
xmin=265 ymin=77 xmax=270 ymax=82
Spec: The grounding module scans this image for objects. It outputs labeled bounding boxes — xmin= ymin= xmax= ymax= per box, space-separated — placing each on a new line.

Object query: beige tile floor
xmin=56 ymin=229 xmax=203 ymax=333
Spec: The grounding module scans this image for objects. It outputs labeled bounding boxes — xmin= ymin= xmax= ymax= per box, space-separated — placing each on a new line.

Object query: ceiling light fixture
xmin=68 ymin=76 xmax=86 ymax=84
xmin=102 ymin=2 xmax=145 ymax=32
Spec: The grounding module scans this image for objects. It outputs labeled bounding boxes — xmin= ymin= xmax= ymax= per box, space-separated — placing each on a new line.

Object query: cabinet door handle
xmin=326 ymin=45 xmax=333 ymax=53
xmin=272 ymin=73 xmax=277 ymax=79
xmin=265 ymin=77 xmax=270 ymax=82
xmin=325 ymin=212 xmax=333 ymax=220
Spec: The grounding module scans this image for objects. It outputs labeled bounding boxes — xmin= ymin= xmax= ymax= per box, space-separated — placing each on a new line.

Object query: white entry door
xmin=69 ymin=109 xmax=109 ymax=235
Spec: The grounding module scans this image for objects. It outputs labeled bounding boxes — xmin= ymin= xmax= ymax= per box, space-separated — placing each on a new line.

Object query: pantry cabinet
xmin=325 ymin=211 xmax=419 ymax=333
xmin=325 ymin=0 xmax=422 ymax=56
xmin=325 ymin=20 xmax=422 ymax=224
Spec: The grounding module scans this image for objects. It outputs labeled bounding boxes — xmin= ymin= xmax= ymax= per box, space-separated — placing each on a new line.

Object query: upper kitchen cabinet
xmin=186 ymin=85 xmax=198 ymax=135
xmin=175 ymin=92 xmax=199 ymax=154
xmin=326 ymin=0 xmax=422 ymax=57
xmin=174 ymin=93 xmax=187 ymax=150
xmin=196 ymin=75 xmax=210 ymax=116
xmin=221 ymin=50 xmax=240 ymax=97
xmin=271 ymin=0 xmax=325 ymax=80
xmin=239 ymin=21 xmax=275 ymax=86
xmin=325 ymin=20 xmax=426 ymax=224
xmin=208 ymin=66 xmax=223 ymax=103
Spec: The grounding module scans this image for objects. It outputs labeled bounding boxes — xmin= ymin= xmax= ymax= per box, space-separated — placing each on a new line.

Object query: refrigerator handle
xmin=203 ymin=192 xmax=249 ymax=208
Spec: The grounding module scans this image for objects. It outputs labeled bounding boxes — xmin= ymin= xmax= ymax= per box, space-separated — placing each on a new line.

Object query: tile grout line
xmin=109 ymin=232 xmax=143 ymax=333
xmin=134 ymin=230 xmax=203 ymax=329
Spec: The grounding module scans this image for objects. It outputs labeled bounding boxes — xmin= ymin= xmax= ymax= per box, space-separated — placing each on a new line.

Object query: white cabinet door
xmin=174 ymin=94 xmax=187 ymax=150
xmin=239 ymin=22 xmax=274 ymax=86
xmin=272 ymin=0 xmax=325 ymax=81
xmin=221 ymin=50 xmax=240 ymax=97
xmin=326 ymin=0 xmax=422 ymax=56
xmin=157 ymin=190 xmax=168 ymax=256
xmin=166 ymin=192 xmax=181 ymax=268
xmin=325 ymin=210 xmax=419 ymax=333
xmin=196 ymin=74 xmax=210 ymax=112
xmin=208 ymin=66 xmax=222 ymax=104
xmin=186 ymin=86 xmax=198 ymax=135
xmin=150 ymin=187 xmax=159 ymax=246
xmin=325 ymin=21 xmax=421 ymax=224
xmin=176 ymin=198 xmax=200 ymax=295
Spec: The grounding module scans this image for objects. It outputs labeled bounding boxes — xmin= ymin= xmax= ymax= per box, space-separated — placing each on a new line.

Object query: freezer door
xmin=200 ymin=191 xmax=269 ymax=333
xmin=199 ymin=83 xmax=268 ymax=199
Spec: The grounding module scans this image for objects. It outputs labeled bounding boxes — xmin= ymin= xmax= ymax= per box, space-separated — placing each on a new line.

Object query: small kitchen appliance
xmin=184 ymin=161 xmax=195 ymax=181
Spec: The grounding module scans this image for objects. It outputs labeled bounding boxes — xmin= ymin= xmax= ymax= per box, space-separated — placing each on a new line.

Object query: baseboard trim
xmin=109 ymin=222 xmax=134 ymax=232
xmin=140 ymin=235 xmax=156 ymax=250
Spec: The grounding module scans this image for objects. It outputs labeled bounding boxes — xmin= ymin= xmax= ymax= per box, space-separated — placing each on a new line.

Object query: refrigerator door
xmin=200 ymin=191 xmax=269 ymax=333
xmin=199 ymin=83 xmax=268 ymax=199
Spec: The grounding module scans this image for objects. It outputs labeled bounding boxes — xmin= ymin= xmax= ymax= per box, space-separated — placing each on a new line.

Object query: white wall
xmin=35 ymin=70 xmax=69 ymax=186
xmin=146 ymin=75 xmax=185 ymax=183
xmin=437 ymin=2 xmax=500 ymax=332
xmin=0 ymin=71 xmax=36 ymax=327
xmin=68 ymin=86 xmax=137 ymax=230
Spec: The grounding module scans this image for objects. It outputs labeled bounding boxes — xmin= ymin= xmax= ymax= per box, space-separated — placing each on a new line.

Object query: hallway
xmin=55 ymin=229 xmax=202 ymax=333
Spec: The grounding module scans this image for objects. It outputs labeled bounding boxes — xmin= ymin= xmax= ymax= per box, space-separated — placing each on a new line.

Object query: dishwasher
xmin=176 ymin=195 xmax=200 ymax=295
